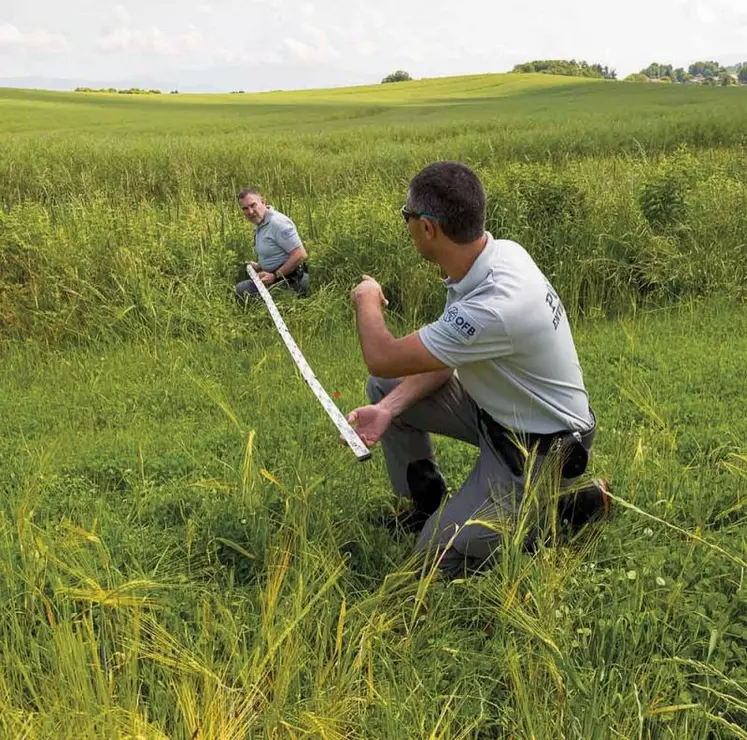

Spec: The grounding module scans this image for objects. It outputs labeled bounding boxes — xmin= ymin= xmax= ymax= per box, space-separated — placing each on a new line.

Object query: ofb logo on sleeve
xmin=442 ymin=305 xmax=476 ymax=339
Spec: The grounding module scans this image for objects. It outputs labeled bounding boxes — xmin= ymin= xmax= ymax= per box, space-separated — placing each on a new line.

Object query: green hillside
xmin=2 ymin=71 xmax=746 ymax=137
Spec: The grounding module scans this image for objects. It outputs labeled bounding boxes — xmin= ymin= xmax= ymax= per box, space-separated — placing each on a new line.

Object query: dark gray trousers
xmin=367 ymin=375 xmax=595 ymax=577
xmin=236 ymin=270 xmax=310 ymax=301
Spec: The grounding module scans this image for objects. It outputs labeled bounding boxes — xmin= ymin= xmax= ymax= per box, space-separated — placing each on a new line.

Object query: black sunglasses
xmin=401 ymin=205 xmax=437 ymax=223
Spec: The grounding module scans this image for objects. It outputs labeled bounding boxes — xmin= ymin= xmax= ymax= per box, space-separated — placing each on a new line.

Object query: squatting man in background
xmin=235 ymin=188 xmax=310 ymax=300
xmin=347 ymin=161 xmax=610 ymax=579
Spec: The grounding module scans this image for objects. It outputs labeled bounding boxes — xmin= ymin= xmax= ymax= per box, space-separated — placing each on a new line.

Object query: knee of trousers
xmin=365 ymin=375 xmax=395 ymax=404
xmin=366 ymin=375 xmax=403 ymax=404
xmin=365 ymin=376 xmax=380 ymax=403
xmin=415 ymin=517 xmax=501 ymax=564
xmin=412 ymin=526 xmax=486 ymax=580
xmin=235 ymin=280 xmax=258 ymax=299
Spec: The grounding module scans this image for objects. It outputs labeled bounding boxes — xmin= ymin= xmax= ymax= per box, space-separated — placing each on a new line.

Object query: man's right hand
xmin=346 ymin=404 xmax=393 ymax=448
xmin=245 ymin=261 xmax=260 ymax=274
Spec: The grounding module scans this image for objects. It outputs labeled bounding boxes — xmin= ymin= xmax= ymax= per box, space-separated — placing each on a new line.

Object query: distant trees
xmin=642 ymin=63 xmax=673 ymax=80
xmin=381 ymin=70 xmax=412 ymax=83
xmin=74 ymin=87 xmax=162 ymax=95
xmin=640 ymin=64 xmax=688 ymax=83
xmin=516 ymin=57 xmax=744 ymax=84
xmin=512 ymin=60 xmax=616 ymax=79
xmin=688 ymin=61 xmax=722 ymax=78
xmin=635 ymin=60 xmax=746 ymax=85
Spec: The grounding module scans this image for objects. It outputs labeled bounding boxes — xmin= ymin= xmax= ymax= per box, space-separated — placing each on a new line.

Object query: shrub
xmin=381 ymin=70 xmax=412 ymax=84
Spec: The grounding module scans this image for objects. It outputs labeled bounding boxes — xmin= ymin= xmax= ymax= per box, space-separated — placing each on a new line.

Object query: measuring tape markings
xmin=246 ymin=265 xmax=371 ymax=462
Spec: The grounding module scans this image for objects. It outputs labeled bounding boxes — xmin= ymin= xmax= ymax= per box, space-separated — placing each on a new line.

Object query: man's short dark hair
xmin=237 ymin=187 xmax=262 ymax=201
xmin=409 ymin=162 xmax=486 ymax=244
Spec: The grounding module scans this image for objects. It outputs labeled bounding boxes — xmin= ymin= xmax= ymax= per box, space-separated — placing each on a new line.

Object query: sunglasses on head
xmin=401 ymin=205 xmax=437 ymax=223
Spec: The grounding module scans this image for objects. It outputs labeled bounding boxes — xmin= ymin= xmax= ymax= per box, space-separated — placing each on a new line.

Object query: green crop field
xmin=1 ymin=73 xmax=747 ymax=738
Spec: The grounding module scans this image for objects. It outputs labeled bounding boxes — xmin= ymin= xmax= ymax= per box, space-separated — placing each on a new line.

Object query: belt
xmin=477 ymin=407 xmax=595 ymax=479
xmin=283 ymin=263 xmax=308 ymax=282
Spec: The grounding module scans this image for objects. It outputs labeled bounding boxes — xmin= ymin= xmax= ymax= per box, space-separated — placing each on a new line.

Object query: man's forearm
xmin=276 ymin=247 xmax=306 ymax=277
xmin=356 ymin=300 xmax=394 ymax=374
xmin=377 ymin=368 xmax=454 ymax=418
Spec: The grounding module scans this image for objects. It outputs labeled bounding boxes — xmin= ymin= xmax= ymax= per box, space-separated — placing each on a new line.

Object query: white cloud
xmin=97 ymin=26 xmax=208 ymax=56
xmin=0 ymin=22 xmax=68 ymax=52
xmin=283 ymin=37 xmax=318 ymax=62
xmin=715 ymin=0 xmax=747 ymax=14
xmin=283 ymin=24 xmax=339 ymax=62
xmin=112 ymin=4 xmax=130 ymax=25
xmin=696 ymin=1 xmax=716 ymax=24
xmin=357 ymin=40 xmax=377 ymax=57
xmin=98 ymin=27 xmax=169 ymax=54
xmin=0 ymin=23 xmax=22 ymax=46
xmin=182 ymin=27 xmax=207 ymax=53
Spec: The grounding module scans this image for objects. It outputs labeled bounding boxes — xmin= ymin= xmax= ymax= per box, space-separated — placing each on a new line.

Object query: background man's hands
xmin=351 ymin=275 xmax=389 ymax=308
xmin=345 ymin=403 xmax=393 ymax=448
xmin=258 ymin=271 xmax=276 ymax=285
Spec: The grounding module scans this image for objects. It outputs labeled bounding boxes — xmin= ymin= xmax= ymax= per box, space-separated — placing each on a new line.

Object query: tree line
xmin=511 ymin=60 xmax=617 ymax=79
xmin=74 ymin=87 xmax=165 ymax=95
xmin=629 ymin=61 xmax=747 ymax=85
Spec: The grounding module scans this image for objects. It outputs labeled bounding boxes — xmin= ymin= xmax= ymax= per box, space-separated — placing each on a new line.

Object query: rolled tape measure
xmin=246 ymin=265 xmax=371 ymax=461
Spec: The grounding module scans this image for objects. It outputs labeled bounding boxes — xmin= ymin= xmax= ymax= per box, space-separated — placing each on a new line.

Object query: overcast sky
xmin=1 ymin=0 xmax=746 ymax=91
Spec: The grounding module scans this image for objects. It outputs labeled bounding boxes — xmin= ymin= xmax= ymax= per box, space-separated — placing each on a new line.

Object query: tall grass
xmin=2 ymin=145 xmax=745 ymax=343
xmin=2 ymin=77 xmax=746 ymax=343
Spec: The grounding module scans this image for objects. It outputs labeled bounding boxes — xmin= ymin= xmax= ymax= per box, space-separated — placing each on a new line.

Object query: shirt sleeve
xmin=419 ymin=300 xmax=513 ymax=368
xmin=271 ymin=217 xmax=302 ymax=254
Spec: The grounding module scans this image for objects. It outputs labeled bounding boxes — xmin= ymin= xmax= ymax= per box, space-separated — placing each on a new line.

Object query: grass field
xmin=1 ymin=72 xmax=747 ymax=737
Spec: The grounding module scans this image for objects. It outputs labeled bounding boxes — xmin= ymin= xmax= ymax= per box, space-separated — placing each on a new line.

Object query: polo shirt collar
xmin=256 ymin=207 xmax=273 ymax=230
xmin=445 ymin=232 xmax=496 ymax=298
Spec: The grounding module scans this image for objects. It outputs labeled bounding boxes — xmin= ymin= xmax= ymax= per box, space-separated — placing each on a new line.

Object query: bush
xmin=638 ymin=146 xmax=699 ymax=231
xmin=381 ymin=70 xmax=412 ymax=84
xmin=513 ymin=60 xmax=615 ymax=79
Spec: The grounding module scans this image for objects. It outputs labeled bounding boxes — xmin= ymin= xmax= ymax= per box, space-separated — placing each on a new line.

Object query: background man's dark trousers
xmin=236 ymin=263 xmax=310 ymax=301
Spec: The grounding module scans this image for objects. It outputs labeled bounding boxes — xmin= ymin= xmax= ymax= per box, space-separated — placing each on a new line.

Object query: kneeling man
xmin=235 ymin=188 xmax=310 ymax=300
xmin=347 ymin=161 xmax=609 ymax=578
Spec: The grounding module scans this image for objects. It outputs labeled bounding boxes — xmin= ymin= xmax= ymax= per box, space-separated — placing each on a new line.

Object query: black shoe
xmin=381 ymin=505 xmax=432 ymax=535
xmin=557 ymin=478 xmax=611 ymax=533
xmin=524 ymin=478 xmax=611 ymax=552
xmin=387 ymin=459 xmax=447 ymax=535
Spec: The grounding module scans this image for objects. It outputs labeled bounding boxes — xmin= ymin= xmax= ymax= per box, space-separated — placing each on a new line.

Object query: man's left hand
xmin=351 ymin=275 xmax=389 ymax=308
xmin=258 ymin=271 xmax=276 ymax=285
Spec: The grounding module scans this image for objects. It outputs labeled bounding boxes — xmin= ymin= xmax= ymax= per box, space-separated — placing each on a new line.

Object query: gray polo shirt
xmin=254 ymin=208 xmax=303 ymax=272
xmin=419 ymin=234 xmax=592 ymax=435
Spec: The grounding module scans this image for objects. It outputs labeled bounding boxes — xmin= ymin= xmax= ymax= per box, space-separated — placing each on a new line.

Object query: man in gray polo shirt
xmin=235 ymin=188 xmax=310 ymax=300
xmin=347 ymin=161 xmax=609 ymax=578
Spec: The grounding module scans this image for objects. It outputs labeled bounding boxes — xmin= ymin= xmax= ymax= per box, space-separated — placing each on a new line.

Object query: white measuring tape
xmin=246 ymin=265 xmax=371 ymax=462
